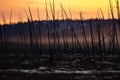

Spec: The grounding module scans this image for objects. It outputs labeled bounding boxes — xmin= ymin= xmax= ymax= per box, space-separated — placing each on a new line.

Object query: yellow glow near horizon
xmin=0 ymin=0 xmax=118 ymax=24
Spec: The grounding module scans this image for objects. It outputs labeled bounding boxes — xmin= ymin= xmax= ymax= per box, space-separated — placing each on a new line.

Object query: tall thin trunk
xmin=109 ymin=0 xmax=119 ymax=53
xmin=89 ymin=20 xmax=94 ymax=54
xmin=60 ymin=4 xmax=82 ymax=52
xmin=37 ymin=7 xmax=42 ymax=53
xmin=80 ymin=12 xmax=89 ymax=53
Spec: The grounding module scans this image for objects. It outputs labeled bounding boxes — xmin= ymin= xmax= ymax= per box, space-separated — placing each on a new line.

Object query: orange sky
xmin=0 ymin=0 xmax=118 ymax=24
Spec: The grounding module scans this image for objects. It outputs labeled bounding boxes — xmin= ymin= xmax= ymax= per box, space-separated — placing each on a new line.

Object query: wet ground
xmin=0 ymin=53 xmax=120 ymax=80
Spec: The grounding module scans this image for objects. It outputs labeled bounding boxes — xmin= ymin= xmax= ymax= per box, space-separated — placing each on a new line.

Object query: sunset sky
xmin=0 ymin=0 xmax=118 ymax=24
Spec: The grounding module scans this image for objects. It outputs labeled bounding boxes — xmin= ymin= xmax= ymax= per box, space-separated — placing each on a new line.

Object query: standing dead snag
xmin=80 ymin=12 xmax=89 ymax=53
xmin=45 ymin=0 xmax=53 ymax=65
xmin=89 ymin=20 xmax=94 ymax=54
xmin=0 ymin=26 xmax=3 ymax=53
xmin=116 ymin=0 xmax=120 ymax=30
xmin=109 ymin=0 xmax=119 ymax=53
xmin=61 ymin=4 xmax=82 ymax=53
xmin=37 ymin=7 xmax=42 ymax=53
